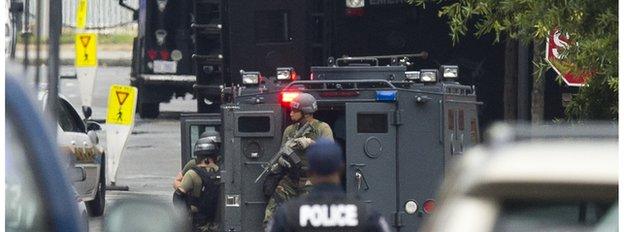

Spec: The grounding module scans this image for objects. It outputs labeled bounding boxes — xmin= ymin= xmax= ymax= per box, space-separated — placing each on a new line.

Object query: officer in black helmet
xmin=174 ymin=136 xmax=221 ymax=232
xmin=266 ymin=139 xmax=390 ymax=232
xmin=174 ymin=130 xmax=221 ymax=189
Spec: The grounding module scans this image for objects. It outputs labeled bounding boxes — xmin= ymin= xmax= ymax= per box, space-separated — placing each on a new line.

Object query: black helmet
xmin=194 ymin=137 xmax=219 ymax=159
xmin=290 ymin=93 xmax=317 ymax=114
xmin=200 ymin=130 xmax=221 ymax=144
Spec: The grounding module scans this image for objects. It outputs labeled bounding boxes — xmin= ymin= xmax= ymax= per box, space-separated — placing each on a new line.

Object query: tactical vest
xmin=188 ymin=166 xmax=220 ymax=223
xmin=283 ymin=194 xmax=371 ymax=231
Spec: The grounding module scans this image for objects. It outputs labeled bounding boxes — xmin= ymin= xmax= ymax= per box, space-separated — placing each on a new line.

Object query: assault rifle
xmin=254 ymin=123 xmax=313 ymax=183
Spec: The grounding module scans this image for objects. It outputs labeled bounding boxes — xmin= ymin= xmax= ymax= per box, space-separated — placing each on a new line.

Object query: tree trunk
xmin=531 ymin=41 xmax=545 ymax=124
xmin=503 ymin=39 xmax=518 ymax=120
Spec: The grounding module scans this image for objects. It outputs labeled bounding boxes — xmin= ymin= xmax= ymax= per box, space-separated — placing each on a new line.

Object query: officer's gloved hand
xmin=270 ymin=163 xmax=281 ymax=173
xmin=293 ymin=137 xmax=314 ymax=150
xmin=277 ymin=156 xmax=292 ymax=169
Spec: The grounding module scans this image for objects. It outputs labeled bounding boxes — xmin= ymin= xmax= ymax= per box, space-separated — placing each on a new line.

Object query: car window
xmin=57 ymin=98 xmax=85 ymax=133
xmin=493 ymin=199 xmax=614 ymax=232
xmin=5 ymin=119 xmax=51 ymax=231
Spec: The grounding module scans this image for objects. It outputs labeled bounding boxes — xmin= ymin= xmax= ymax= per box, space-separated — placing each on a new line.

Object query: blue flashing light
xmin=376 ymin=90 xmax=397 ymax=102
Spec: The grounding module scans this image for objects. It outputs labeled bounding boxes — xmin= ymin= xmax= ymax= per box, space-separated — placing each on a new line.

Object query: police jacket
xmin=267 ymin=183 xmax=391 ymax=232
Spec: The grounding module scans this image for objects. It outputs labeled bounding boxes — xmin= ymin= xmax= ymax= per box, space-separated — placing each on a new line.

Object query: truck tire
xmin=87 ymin=154 xmax=106 ymax=216
xmin=139 ymin=102 xmax=160 ymax=119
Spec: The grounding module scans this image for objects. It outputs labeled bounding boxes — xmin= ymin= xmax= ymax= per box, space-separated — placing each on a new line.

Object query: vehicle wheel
xmin=139 ymin=102 xmax=159 ymax=119
xmin=86 ymin=154 xmax=106 ymax=216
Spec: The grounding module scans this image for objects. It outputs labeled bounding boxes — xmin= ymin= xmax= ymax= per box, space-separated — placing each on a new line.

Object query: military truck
xmin=180 ymin=55 xmax=481 ymax=231
xmin=121 ymin=0 xmax=505 ymax=124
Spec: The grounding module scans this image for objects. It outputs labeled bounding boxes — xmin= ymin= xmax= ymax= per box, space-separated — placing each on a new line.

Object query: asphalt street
xmin=23 ymin=65 xmax=196 ymax=231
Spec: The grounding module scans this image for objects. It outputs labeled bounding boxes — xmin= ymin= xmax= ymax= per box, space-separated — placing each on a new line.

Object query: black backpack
xmin=189 ymin=166 xmax=221 ymax=222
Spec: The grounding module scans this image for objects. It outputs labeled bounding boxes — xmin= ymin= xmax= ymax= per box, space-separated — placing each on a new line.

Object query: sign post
xmin=75 ymin=33 xmax=98 ymax=107
xmin=105 ymin=85 xmax=138 ymax=191
xmin=545 ymin=29 xmax=591 ymax=87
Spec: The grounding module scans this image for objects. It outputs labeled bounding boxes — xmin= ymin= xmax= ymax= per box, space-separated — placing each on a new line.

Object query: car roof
xmin=456 ymin=139 xmax=617 ymax=201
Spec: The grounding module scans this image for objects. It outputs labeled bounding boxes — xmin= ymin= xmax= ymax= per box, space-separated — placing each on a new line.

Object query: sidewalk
xmin=13 ymin=43 xmax=133 ymax=66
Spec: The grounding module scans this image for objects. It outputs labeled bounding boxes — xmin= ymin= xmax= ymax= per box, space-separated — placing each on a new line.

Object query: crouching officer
xmin=263 ymin=93 xmax=334 ymax=224
xmin=173 ymin=130 xmax=222 ymax=189
xmin=174 ymin=136 xmax=221 ymax=232
xmin=266 ymin=139 xmax=391 ymax=232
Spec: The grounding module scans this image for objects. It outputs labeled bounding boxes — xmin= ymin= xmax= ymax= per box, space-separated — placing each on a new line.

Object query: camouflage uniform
xmin=180 ymin=163 xmax=220 ymax=232
xmin=263 ymin=119 xmax=334 ymax=224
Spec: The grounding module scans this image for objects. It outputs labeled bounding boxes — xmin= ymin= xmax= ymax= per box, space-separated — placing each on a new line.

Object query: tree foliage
xmin=408 ymin=0 xmax=618 ymax=120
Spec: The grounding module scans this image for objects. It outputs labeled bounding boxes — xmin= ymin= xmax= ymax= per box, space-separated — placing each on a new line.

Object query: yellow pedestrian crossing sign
xmin=76 ymin=0 xmax=88 ymax=29
xmin=75 ymin=33 xmax=97 ymax=67
xmin=106 ymin=85 xmax=137 ymax=125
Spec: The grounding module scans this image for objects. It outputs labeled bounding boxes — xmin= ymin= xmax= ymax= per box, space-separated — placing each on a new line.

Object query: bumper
xmin=133 ymin=74 xmax=196 ymax=86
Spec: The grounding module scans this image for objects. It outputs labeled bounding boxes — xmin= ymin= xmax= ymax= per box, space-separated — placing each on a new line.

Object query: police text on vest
xmin=299 ymin=204 xmax=358 ymax=227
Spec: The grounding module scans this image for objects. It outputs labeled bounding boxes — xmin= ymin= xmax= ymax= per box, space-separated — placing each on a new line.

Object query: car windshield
xmin=493 ymin=199 xmax=615 ymax=232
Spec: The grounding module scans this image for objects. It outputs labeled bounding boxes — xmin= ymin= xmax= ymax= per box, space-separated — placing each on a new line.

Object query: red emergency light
xmin=280 ymin=92 xmax=300 ymax=107
xmin=422 ymin=199 xmax=436 ymax=214
xmin=147 ymin=49 xmax=158 ymax=60
xmin=160 ymin=49 xmax=170 ymax=60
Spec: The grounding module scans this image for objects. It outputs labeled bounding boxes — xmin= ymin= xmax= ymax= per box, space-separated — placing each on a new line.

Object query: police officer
xmin=174 ymin=136 xmax=221 ymax=232
xmin=266 ymin=139 xmax=391 ymax=232
xmin=263 ymin=93 xmax=334 ymax=224
xmin=173 ymin=130 xmax=221 ymax=189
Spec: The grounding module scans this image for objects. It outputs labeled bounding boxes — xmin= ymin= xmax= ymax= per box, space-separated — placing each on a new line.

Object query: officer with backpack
xmin=173 ymin=130 xmax=222 ymax=189
xmin=266 ymin=139 xmax=391 ymax=232
xmin=174 ymin=136 xmax=221 ymax=232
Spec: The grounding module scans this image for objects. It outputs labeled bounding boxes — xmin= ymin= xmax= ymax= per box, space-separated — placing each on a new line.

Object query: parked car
xmin=422 ymin=123 xmax=618 ymax=232
xmin=38 ymin=92 xmax=107 ymax=216
xmin=6 ymin=69 xmax=87 ymax=231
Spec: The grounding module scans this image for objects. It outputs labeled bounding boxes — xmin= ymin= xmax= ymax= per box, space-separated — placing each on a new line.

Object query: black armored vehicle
xmin=180 ymin=55 xmax=481 ymax=231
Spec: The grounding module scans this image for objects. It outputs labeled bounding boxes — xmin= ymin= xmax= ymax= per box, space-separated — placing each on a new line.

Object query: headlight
xmin=171 ymin=49 xmax=183 ymax=61
xmin=276 ymin=67 xmax=295 ymax=80
xmin=405 ymin=71 xmax=420 ymax=81
xmin=440 ymin=65 xmax=459 ymax=79
xmin=420 ymin=69 xmax=438 ymax=83
xmin=404 ymin=200 xmax=418 ymax=215
xmin=240 ymin=70 xmax=261 ymax=85
xmin=346 ymin=0 xmax=364 ymax=8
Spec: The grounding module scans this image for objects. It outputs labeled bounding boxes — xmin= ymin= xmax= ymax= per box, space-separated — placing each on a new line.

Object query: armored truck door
xmin=345 ymin=102 xmax=397 ymax=224
xmin=180 ymin=113 xmax=222 ymax=169
xmin=221 ymin=103 xmax=283 ymax=232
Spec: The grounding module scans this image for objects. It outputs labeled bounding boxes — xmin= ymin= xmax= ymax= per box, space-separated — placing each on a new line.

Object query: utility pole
xmin=46 ymin=0 xmax=61 ymax=138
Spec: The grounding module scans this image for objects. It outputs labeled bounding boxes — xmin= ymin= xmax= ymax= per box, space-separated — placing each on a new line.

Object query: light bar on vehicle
xmin=240 ymin=70 xmax=261 ymax=85
xmin=405 ymin=71 xmax=421 ymax=81
xmin=440 ymin=65 xmax=459 ymax=79
xmin=276 ymin=67 xmax=296 ymax=81
xmin=375 ymin=90 xmax=397 ymax=102
xmin=420 ymin=69 xmax=438 ymax=83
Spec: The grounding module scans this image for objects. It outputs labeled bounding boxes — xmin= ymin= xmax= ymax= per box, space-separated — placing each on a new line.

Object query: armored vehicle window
xmin=238 ymin=116 xmax=271 ymax=133
xmin=255 ymin=10 xmax=290 ymax=43
xmin=357 ymin=113 xmax=387 ymax=133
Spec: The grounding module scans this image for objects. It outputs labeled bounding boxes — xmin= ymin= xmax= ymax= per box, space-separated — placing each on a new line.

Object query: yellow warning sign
xmin=75 ymin=33 xmax=97 ymax=67
xmin=106 ymin=85 xmax=137 ymax=125
xmin=76 ymin=0 xmax=88 ymax=29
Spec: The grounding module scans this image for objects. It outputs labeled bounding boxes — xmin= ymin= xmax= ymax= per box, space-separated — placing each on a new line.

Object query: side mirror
xmin=87 ymin=130 xmax=100 ymax=144
xmin=82 ymin=106 xmax=92 ymax=120
xmin=105 ymin=199 xmax=189 ymax=232
xmin=87 ymin=121 xmax=102 ymax=131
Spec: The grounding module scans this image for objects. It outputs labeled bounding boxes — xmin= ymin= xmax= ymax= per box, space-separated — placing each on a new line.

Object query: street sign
xmin=105 ymin=85 xmax=138 ymax=185
xmin=545 ymin=29 xmax=590 ymax=87
xmin=75 ymin=33 xmax=98 ymax=106
xmin=76 ymin=0 xmax=88 ymax=29
xmin=75 ymin=33 xmax=97 ymax=67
